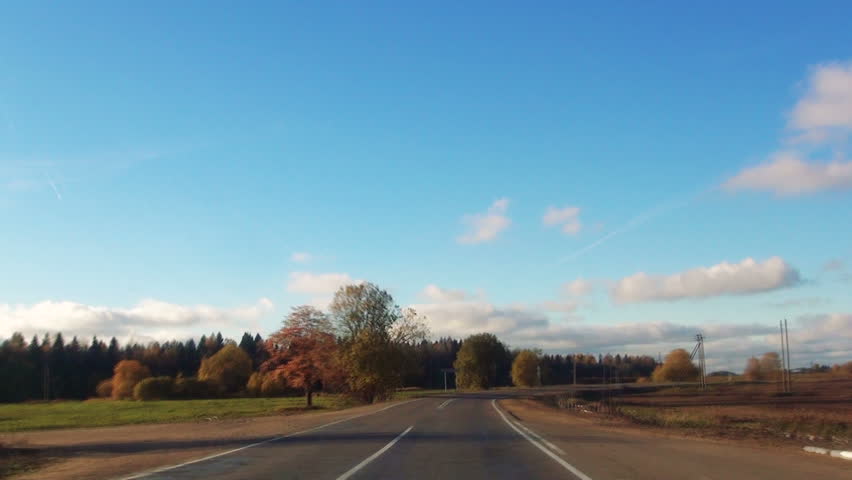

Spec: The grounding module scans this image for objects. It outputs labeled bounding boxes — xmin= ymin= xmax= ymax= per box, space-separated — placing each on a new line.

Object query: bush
xmin=260 ymin=372 xmax=288 ymax=397
xmin=133 ymin=376 xmax=175 ymax=401
xmin=173 ymin=376 xmax=219 ymax=399
xmin=743 ymin=352 xmax=781 ymax=381
xmin=111 ymin=360 xmax=152 ymax=400
xmin=96 ymin=379 xmax=113 ymax=398
xmin=246 ymin=372 xmax=263 ymax=397
xmin=832 ymin=361 xmax=852 ymax=375
xmin=199 ymin=344 xmax=253 ymax=394
xmin=636 ymin=376 xmax=651 ymax=384
xmin=651 ymin=349 xmax=699 ymax=383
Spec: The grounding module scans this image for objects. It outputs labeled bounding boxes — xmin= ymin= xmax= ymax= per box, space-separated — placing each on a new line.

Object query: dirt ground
xmin=0 ymin=400 xmax=408 ymax=480
xmin=540 ymin=376 xmax=852 ymax=449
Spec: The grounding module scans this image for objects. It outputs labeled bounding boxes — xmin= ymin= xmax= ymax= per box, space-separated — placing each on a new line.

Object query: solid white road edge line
xmin=437 ymin=398 xmax=455 ymax=410
xmin=115 ymin=399 xmax=420 ymax=480
xmin=803 ymin=446 xmax=852 ymax=460
xmin=513 ymin=419 xmax=566 ymax=455
xmin=335 ymin=426 xmax=413 ymax=480
xmin=491 ymin=399 xmax=593 ymax=480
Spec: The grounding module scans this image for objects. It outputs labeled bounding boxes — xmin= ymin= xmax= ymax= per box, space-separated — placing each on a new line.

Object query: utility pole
xmin=573 ymin=354 xmax=577 ymax=386
xmin=779 ymin=320 xmax=783 ymax=390
xmin=784 ymin=319 xmax=793 ymax=393
xmin=691 ymin=334 xmax=706 ymax=391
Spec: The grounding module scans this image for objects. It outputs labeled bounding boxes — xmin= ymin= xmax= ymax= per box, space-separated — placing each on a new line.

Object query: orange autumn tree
xmin=262 ymin=305 xmax=339 ymax=406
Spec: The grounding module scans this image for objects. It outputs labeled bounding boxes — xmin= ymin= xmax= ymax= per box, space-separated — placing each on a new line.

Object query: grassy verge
xmin=392 ymin=388 xmax=448 ymax=400
xmin=0 ymin=395 xmax=354 ymax=433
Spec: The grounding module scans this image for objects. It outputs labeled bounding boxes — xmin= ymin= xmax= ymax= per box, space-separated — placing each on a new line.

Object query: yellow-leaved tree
xmin=511 ymin=350 xmax=539 ymax=387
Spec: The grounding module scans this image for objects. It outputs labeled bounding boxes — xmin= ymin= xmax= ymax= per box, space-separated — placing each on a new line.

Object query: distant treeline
xmin=0 ymin=331 xmax=657 ymax=402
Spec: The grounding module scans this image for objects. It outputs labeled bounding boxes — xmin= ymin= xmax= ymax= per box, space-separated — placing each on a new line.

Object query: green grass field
xmin=0 ymin=395 xmax=354 ymax=433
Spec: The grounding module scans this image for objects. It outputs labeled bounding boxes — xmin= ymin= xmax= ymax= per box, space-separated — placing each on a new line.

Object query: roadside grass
xmin=392 ymin=388 xmax=448 ymax=399
xmin=0 ymin=395 xmax=354 ymax=433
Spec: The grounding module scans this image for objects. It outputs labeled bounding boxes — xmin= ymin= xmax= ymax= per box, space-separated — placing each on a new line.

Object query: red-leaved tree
xmin=262 ymin=306 xmax=339 ymax=406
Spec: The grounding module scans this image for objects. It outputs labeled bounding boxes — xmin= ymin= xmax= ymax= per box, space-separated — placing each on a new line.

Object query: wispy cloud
xmin=290 ymin=252 xmax=312 ymax=263
xmin=560 ymin=189 xmax=708 ymax=262
xmin=42 ymin=170 xmax=62 ymax=200
xmin=457 ymin=198 xmax=511 ymax=245
xmin=543 ymin=205 xmax=582 ymax=235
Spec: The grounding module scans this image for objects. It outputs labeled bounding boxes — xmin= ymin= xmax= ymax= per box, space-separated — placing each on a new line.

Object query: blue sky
xmin=2 ymin=2 xmax=851 ymax=370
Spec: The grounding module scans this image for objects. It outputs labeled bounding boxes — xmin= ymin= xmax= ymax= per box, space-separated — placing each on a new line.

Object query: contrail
xmin=42 ymin=170 xmax=62 ymax=200
xmin=560 ymin=187 xmax=715 ymax=263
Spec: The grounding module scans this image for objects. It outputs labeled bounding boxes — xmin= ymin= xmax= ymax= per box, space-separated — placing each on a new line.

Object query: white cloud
xmin=724 ymin=152 xmax=852 ymax=195
xmin=286 ymin=271 xmax=358 ymax=295
xmin=0 ymin=298 xmax=274 ymax=343
xmin=406 ymin=285 xmax=849 ymax=371
xmin=290 ymin=252 xmax=312 ymax=263
xmin=421 ymin=284 xmax=472 ymax=302
xmin=457 ymin=198 xmax=511 ymax=244
xmin=766 ymin=297 xmax=831 ymax=309
xmin=611 ymin=257 xmax=800 ymax=304
xmin=563 ymin=278 xmax=593 ymax=297
xmin=543 ymin=206 xmax=582 ymax=235
xmin=537 ymin=301 xmax=579 ymax=314
xmin=725 ymin=62 xmax=852 ymax=196
xmin=789 ymin=62 xmax=852 ymax=142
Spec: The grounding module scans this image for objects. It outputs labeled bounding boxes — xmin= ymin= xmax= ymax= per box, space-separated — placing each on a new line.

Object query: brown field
xmin=541 ymin=375 xmax=852 ymax=449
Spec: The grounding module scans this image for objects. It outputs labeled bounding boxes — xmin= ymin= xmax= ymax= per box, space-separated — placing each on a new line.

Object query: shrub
xmin=173 ymin=376 xmax=219 ymax=399
xmin=96 ymin=378 xmax=113 ymax=398
xmin=133 ymin=376 xmax=175 ymax=401
xmin=111 ymin=360 xmax=152 ymax=400
xmin=199 ymin=344 xmax=253 ymax=394
xmin=651 ymin=349 xmax=699 ymax=383
xmin=246 ymin=372 xmax=263 ymax=397
xmin=743 ymin=352 xmax=781 ymax=381
xmin=636 ymin=376 xmax=651 ymax=384
xmin=260 ymin=372 xmax=288 ymax=397
xmin=832 ymin=361 xmax=852 ymax=375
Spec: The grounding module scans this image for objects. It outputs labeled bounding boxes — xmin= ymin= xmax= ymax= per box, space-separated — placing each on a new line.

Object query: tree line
xmin=1 ymin=282 xmax=661 ymax=404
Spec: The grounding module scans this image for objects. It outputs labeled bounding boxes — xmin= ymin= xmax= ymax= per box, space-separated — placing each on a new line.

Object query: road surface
xmin=116 ymin=393 xmax=849 ymax=480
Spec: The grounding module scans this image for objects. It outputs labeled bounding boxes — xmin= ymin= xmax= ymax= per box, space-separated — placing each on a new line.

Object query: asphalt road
xmin=122 ymin=394 xmax=850 ymax=480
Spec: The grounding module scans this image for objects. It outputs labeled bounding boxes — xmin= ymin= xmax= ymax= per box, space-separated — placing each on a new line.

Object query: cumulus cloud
xmin=0 ymin=298 xmax=274 ymax=343
xmin=611 ymin=257 xmax=800 ymax=304
xmin=290 ymin=252 xmax=312 ymax=263
xmin=537 ymin=301 xmax=579 ymax=314
xmin=724 ymin=152 xmax=852 ymax=195
xmin=287 ymin=271 xmax=358 ymax=295
xmin=406 ymin=284 xmax=849 ymax=371
xmin=543 ymin=206 xmax=582 ymax=235
xmin=789 ymin=62 xmax=852 ymax=143
xmin=457 ymin=198 xmax=511 ymax=244
xmin=563 ymin=278 xmax=594 ymax=297
xmin=725 ymin=62 xmax=852 ymax=195
xmin=421 ymin=284 xmax=472 ymax=302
